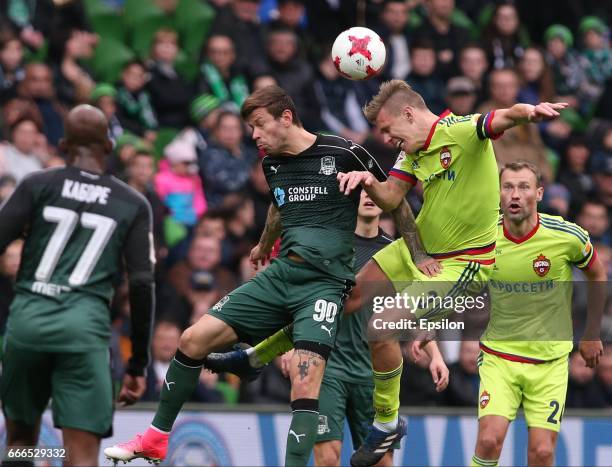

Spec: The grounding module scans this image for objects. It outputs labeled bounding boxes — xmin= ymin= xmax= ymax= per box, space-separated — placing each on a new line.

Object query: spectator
xmin=445 ymin=340 xmax=480 ymax=406
xmin=518 ymin=46 xmax=572 ymax=149
xmin=544 ymin=24 xmax=598 ymax=116
xmin=0 ymin=117 xmax=44 ymax=181
xmin=413 ymin=0 xmax=470 ymax=79
xmin=0 ymin=174 xmax=16 ymax=203
xmin=576 ymin=200 xmax=611 ymax=247
xmin=245 ymin=158 xmax=272 ymax=233
xmin=49 ymin=29 xmax=96 ymax=107
xmin=147 ymin=29 xmax=193 ymax=129
xmin=578 ymin=17 xmax=611 ymax=91
xmin=315 ymin=48 xmax=369 ymax=144
xmin=252 ymin=74 xmax=278 ymax=91
xmin=566 ymin=350 xmax=608 ymax=408
xmin=90 ymin=83 xmax=124 ymax=141
xmin=222 ymin=194 xmax=258 ymax=269
xmin=482 ymin=2 xmax=529 ymax=70
xmin=173 ymin=93 xmax=224 ymax=160
xmin=267 ymin=0 xmax=314 ymax=60
xmin=0 ymin=239 xmax=22 ymax=335
xmin=445 ymin=76 xmax=477 ymax=115
xmin=115 ymin=60 xmax=158 ymax=140
xmin=376 ymin=0 xmax=412 ymax=81
xmin=18 ymin=63 xmax=65 ymax=148
xmin=405 ymin=39 xmax=446 ymax=115
xmin=458 ymin=44 xmax=489 ymax=106
xmin=0 ymin=33 xmax=24 ymax=105
xmin=209 ymin=0 xmax=268 ymax=77
xmin=167 ymin=234 xmax=237 ymax=300
xmin=518 ymin=47 xmax=555 ymax=105
xmin=155 ymin=139 xmax=207 ymax=230
xmin=126 ymin=150 xmax=167 ymax=260
xmin=104 ymin=132 xmax=140 ymax=178
xmin=541 ymin=183 xmax=570 ymax=218
xmin=197 ymin=34 xmax=249 ymax=112
xmin=591 ymin=155 xmax=612 ymax=210
xmin=478 ymin=68 xmax=552 ymax=182
xmin=185 ymin=270 xmax=221 ymax=326
xmin=557 ymin=135 xmax=596 ymax=217
xmin=142 ymin=320 xmax=224 ymax=403
xmin=265 ymin=26 xmax=322 ymax=130
xmin=595 ymin=345 xmax=612 ymax=405
xmin=199 ymin=111 xmax=257 ymax=209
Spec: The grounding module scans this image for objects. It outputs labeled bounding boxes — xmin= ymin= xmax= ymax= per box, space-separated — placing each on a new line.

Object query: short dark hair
xmin=241 ymin=85 xmax=302 ymax=127
xmin=499 ymin=161 xmax=543 ymax=187
xmin=409 ymin=38 xmax=436 ymax=54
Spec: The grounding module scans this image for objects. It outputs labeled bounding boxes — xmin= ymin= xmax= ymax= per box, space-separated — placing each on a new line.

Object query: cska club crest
xmin=533 ymin=254 xmax=551 ymax=277
xmin=440 ymin=146 xmax=452 ymax=169
xmin=480 ymin=390 xmax=490 ymax=409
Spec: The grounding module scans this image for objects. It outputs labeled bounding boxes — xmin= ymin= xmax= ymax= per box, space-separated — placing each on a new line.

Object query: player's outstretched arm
xmin=489 ymin=102 xmax=569 ymax=134
xmin=120 ymin=202 xmax=156 ymax=404
xmin=251 ymin=203 xmax=281 ymax=269
xmin=337 ymin=172 xmax=408 ymax=211
xmin=579 ymin=254 xmax=607 ymax=368
xmin=391 ymin=199 xmax=441 ymax=277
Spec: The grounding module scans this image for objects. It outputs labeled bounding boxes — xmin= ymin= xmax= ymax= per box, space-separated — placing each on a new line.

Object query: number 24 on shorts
xmin=312 ymin=299 xmax=338 ymax=323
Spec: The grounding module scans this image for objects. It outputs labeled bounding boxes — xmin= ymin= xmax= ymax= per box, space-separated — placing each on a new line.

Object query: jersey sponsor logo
xmin=440 ymin=146 xmax=452 ymax=169
xmin=479 ymin=390 xmax=490 ymax=409
xmin=533 ymin=254 xmax=551 ymax=277
xmin=31 ymin=281 xmax=71 ymax=297
xmin=319 ymin=156 xmax=337 ymax=175
xmin=274 ymin=187 xmax=286 ymax=206
xmin=285 ymin=186 xmax=329 ymax=203
xmin=424 ymin=169 xmax=456 ymax=183
xmin=61 ymin=179 xmax=111 ymax=205
xmin=212 ymin=295 xmax=229 ymax=311
xmin=317 ymin=415 xmax=331 ymax=435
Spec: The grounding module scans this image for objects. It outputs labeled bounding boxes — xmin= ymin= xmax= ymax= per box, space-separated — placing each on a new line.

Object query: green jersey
xmin=325 ymin=230 xmax=394 ymax=383
xmin=481 ymin=213 xmax=595 ymax=362
xmin=389 ymin=111 xmax=500 ymax=261
xmin=262 ymin=134 xmax=386 ymax=282
xmin=0 ymin=167 xmax=155 ymax=370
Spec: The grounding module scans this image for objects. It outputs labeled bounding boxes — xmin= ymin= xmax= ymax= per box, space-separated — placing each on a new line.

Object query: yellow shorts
xmin=477 ymin=350 xmax=568 ymax=432
xmin=372 ymin=239 xmax=492 ymax=321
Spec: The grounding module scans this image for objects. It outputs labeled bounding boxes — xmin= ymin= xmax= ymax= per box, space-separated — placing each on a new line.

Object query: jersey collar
xmin=421 ymin=109 xmax=451 ymax=152
xmin=503 ymin=214 xmax=540 ymax=244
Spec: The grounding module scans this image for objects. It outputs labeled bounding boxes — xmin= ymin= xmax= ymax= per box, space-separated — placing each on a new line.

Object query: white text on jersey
xmin=62 ymin=180 xmax=111 ymax=205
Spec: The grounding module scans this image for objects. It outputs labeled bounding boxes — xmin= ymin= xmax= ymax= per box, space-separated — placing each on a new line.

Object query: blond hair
xmin=363 ymin=80 xmax=427 ymax=123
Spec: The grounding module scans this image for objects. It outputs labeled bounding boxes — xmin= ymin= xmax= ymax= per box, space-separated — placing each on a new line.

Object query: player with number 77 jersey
xmin=0 ymin=105 xmax=155 ymax=465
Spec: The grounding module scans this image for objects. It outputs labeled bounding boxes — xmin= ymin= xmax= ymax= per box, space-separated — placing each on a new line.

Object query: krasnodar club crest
xmin=319 ymin=156 xmax=337 ymax=175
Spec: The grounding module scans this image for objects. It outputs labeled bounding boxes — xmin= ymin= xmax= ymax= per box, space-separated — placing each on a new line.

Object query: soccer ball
xmin=331 ymin=27 xmax=386 ymax=80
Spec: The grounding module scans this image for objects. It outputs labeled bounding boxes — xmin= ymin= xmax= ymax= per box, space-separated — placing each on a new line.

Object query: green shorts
xmin=478 ymin=350 xmax=568 ymax=432
xmin=209 ymin=257 xmax=350 ymax=348
xmin=1 ymin=339 xmax=114 ymax=437
xmin=373 ymin=239 xmax=492 ymax=321
xmin=317 ymin=376 xmax=399 ymax=450
xmin=317 ymin=376 xmax=374 ymax=447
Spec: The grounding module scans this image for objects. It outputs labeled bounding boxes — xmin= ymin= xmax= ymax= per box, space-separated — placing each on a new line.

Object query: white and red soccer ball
xmin=332 ymin=27 xmax=386 ymax=80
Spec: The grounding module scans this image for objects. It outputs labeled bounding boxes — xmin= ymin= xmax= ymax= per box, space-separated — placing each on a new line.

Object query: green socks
xmin=249 ymin=324 xmax=294 ymax=367
xmin=372 ymin=363 xmax=403 ymax=427
xmin=152 ymin=350 xmax=203 ymax=432
xmin=285 ymin=398 xmax=319 ymax=466
xmin=471 ymin=454 xmax=499 ymax=466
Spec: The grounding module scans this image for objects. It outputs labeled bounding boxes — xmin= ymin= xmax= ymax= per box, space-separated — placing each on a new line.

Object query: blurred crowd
xmin=0 ymin=0 xmax=610 ymax=407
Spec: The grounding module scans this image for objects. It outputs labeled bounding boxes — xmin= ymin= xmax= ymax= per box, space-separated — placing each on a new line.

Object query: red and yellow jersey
xmin=481 ymin=213 xmax=596 ymax=362
xmin=389 ymin=111 xmax=500 ymax=263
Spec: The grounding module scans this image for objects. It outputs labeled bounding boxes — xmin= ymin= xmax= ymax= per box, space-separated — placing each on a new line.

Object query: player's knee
xmin=178 ymin=327 xmax=208 ymax=359
xmin=529 ymin=443 xmax=554 ymax=464
xmin=477 ymin=432 xmax=503 ymax=458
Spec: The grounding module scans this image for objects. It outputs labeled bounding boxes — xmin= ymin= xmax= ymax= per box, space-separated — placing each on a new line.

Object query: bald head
xmin=61 ymin=105 xmax=112 ymax=168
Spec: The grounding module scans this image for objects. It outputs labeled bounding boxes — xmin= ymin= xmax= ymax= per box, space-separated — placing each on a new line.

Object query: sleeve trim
xmin=578 ymin=248 xmax=597 ymax=270
xmin=484 ymin=110 xmax=504 ymax=140
xmin=389 ymin=169 xmax=417 ymax=185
